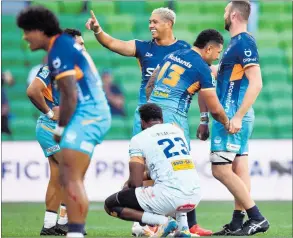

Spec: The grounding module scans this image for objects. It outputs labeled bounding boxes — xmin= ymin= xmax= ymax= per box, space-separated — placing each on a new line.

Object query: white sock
xmin=58 ymin=205 xmax=68 ymax=225
xmin=66 ymin=232 xmax=84 ymax=238
xmin=176 ymin=213 xmax=188 ymax=231
xmin=141 ymin=212 xmax=168 ymax=225
xmin=44 ymin=211 xmax=57 ymax=228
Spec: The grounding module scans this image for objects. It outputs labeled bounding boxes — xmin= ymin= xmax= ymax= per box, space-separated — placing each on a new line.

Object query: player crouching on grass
xmin=104 ymin=103 xmax=201 ymax=237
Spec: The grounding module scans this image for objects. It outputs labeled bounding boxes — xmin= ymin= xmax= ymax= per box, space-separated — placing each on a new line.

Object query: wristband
xmin=46 ymin=109 xmax=54 ymax=119
xmin=200 ymin=112 xmax=209 ymax=118
xmin=200 ymin=112 xmax=209 ymax=124
xmin=54 ymin=125 xmax=64 ymax=136
xmin=94 ymin=28 xmax=103 ymax=35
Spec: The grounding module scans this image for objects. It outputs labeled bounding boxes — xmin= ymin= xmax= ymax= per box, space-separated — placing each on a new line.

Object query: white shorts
xmin=135 ymin=184 xmax=201 ymax=216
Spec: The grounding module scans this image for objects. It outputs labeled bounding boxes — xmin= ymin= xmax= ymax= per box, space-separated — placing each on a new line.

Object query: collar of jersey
xmin=48 ymin=34 xmax=61 ymax=52
xmin=153 ymin=38 xmax=178 ymax=46
xmin=191 ymin=48 xmax=202 ymax=56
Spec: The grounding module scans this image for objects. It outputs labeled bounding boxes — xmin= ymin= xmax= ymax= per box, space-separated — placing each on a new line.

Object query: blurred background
xmin=1 ymin=0 xmax=292 ymax=142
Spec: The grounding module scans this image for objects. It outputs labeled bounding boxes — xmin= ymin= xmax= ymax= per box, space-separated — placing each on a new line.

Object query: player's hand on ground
xmin=51 ymin=106 xmax=59 ymax=121
xmin=196 ymin=124 xmax=209 ymax=141
xmin=228 ymin=116 xmax=242 ymax=134
xmin=85 ymin=10 xmax=101 ymax=33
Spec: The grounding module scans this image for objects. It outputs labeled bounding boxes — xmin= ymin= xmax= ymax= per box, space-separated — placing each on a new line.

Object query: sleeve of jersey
xmin=199 ymin=68 xmax=216 ymax=91
xmin=129 ymin=136 xmax=144 ymax=158
xmin=134 ymin=40 xmax=146 ymax=58
xmin=35 ymin=65 xmax=50 ymax=87
xmin=48 ymin=38 xmax=76 ymax=80
xmin=238 ymin=40 xmax=259 ymax=69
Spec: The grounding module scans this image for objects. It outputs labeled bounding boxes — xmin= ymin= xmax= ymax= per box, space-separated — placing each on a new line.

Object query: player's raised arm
xmin=86 ymin=10 xmax=136 ymax=57
xmin=146 ymin=66 xmax=160 ymax=100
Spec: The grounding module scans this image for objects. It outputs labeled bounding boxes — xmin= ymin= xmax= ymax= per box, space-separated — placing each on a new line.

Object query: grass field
xmin=2 ymin=201 xmax=292 ymax=237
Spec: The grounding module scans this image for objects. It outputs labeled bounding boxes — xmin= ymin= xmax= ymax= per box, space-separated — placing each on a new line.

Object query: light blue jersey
xmin=48 ymin=33 xmax=111 ymax=157
xmin=149 ymin=48 xmax=216 ymax=148
xmin=132 ymin=39 xmax=191 ymax=136
xmin=211 ymin=32 xmax=259 ymax=155
xmin=34 ymin=64 xmax=60 ymax=157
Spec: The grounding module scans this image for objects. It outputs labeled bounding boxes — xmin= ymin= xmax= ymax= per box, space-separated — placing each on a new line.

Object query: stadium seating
xmin=2 ymin=1 xmax=292 ymax=141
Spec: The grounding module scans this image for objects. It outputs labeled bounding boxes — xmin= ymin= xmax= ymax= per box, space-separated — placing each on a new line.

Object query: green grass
xmin=2 ymin=201 xmax=292 ymax=237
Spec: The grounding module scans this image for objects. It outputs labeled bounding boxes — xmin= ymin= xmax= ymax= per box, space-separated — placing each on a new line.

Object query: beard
xmin=224 ymin=18 xmax=231 ymax=31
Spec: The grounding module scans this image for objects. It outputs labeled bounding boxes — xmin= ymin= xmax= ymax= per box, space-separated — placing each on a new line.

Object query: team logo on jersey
xmin=64 ymin=130 xmax=77 ymax=143
xmin=145 ymin=52 xmax=153 ymax=57
xmin=171 ymin=159 xmax=195 ymax=171
xmin=244 ymin=49 xmax=252 ymax=57
xmin=52 ymin=57 xmax=61 ymax=69
xmin=214 ymin=136 xmax=222 ymax=144
xmin=39 ymin=66 xmax=50 ymax=79
xmin=211 ymin=73 xmax=216 ymax=87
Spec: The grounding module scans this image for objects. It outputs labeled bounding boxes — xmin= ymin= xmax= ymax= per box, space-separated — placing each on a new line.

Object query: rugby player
xmin=146 ymin=29 xmax=230 ymax=150
xmin=104 ymin=103 xmax=201 ymax=237
xmin=200 ymin=1 xmax=269 ymax=236
xmin=85 ymin=7 xmax=211 ymax=236
xmin=17 ymin=6 xmax=111 ymax=238
xmin=26 ymin=28 xmax=86 ymax=236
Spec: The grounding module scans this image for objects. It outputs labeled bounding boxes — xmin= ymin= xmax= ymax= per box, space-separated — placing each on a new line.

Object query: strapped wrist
xmin=94 ymin=28 xmax=103 ymax=35
xmin=54 ymin=125 xmax=64 ymax=136
xmin=46 ymin=109 xmax=54 ymax=119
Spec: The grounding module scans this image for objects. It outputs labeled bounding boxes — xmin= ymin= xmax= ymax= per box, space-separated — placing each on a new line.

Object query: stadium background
xmin=2 ymin=1 xmax=292 ymax=237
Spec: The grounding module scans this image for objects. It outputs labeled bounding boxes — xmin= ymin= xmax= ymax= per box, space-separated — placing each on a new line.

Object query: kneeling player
xmin=104 ymin=103 xmax=201 ymax=237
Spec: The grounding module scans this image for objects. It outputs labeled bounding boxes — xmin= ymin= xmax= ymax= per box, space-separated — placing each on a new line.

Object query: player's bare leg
xmin=40 ymin=155 xmax=62 ymax=235
xmin=105 ymin=192 xmax=177 ymax=237
xmin=212 ymin=163 xmax=269 ymax=236
xmin=230 ymin=156 xmax=251 ymax=230
xmin=60 ymin=149 xmax=90 ymax=238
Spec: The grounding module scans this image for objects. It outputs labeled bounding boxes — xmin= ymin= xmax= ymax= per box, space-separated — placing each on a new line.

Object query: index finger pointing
xmin=90 ymin=10 xmax=97 ymax=20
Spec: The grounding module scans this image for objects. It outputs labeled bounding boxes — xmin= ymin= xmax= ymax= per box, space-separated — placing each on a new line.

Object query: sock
xmin=58 ymin=204 xmax=68 ymax=225
xmin=176 ymin=213 xmax=188 ymax=231
xmin=141 ymin=212 xmax=168 ymax=225
xmin=187 ymin=210 xmax=197 ymax=228
xmin=246 ymin=205 xmax=264 ymax=221
xmin=229 ymin=210 xmax=245 ymax=231
xmin=66 ymin=232 xmax=84 ymax=238
xmin=67 ymin=223 xmax=84 ymax=237
xmin=44 ymin=210 xmax=57 ymax=228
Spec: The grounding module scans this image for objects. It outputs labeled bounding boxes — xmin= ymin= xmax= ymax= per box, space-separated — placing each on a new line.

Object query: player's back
xmin=48 ymin=34 xmax=110 ymax=113
xmin=134 ymin=123 xmax=200 ymax=196
xmin=135 ymin=39 xmax=190 ymax=105
xmin=149 ymin=48 xmax=214 ymax=116
xmin=217 ymin=32 xmax=259 ymax=121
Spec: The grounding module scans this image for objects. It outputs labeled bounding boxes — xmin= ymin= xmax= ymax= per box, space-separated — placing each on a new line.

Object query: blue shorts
xmin=60 ymin=105 xmax=111 ymax=158
xmin=211 ymin=119 xmax=254 ymax=155
xmin=132 ymin=105 xmax=190 ymax=149
xmin=36 ymin=118 xmax=60 ymax=157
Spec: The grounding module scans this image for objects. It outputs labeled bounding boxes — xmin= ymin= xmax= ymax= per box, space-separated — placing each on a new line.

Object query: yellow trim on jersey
xmin=187 ymin=81 xmax=201 ymax=94
xmin=41 ymin=124 xmax=55 ymax=133
xmin=243 ymin=63 xmax=259 ymax=69
xmin=130 ymin=156 xmax=145 ymax=165
xmin=230 ymin=64 xmax=244 ymax=81
xmin=55 ymin=70 xmax=76 ymax=80
xmin=81 ymin=117 xmax=103 ymax=126
xmin=200 ymin=88 xmax=215 ymax=91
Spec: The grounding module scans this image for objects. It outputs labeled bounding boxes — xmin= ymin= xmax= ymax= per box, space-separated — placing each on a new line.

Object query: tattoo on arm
xmin=146 ymin=67 xmax=160 ymax=100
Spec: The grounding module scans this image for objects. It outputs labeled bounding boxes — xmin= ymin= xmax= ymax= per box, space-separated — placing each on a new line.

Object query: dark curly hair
xmin=193 ymin=29 xmax=224 ymax=49
xmin=139 ymin=103 xmax=163 ymax=123
xmin=64 ymin=28 xmax=82 ymax=37
xmin=16 ymin=6 xmax=62 ymax=37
